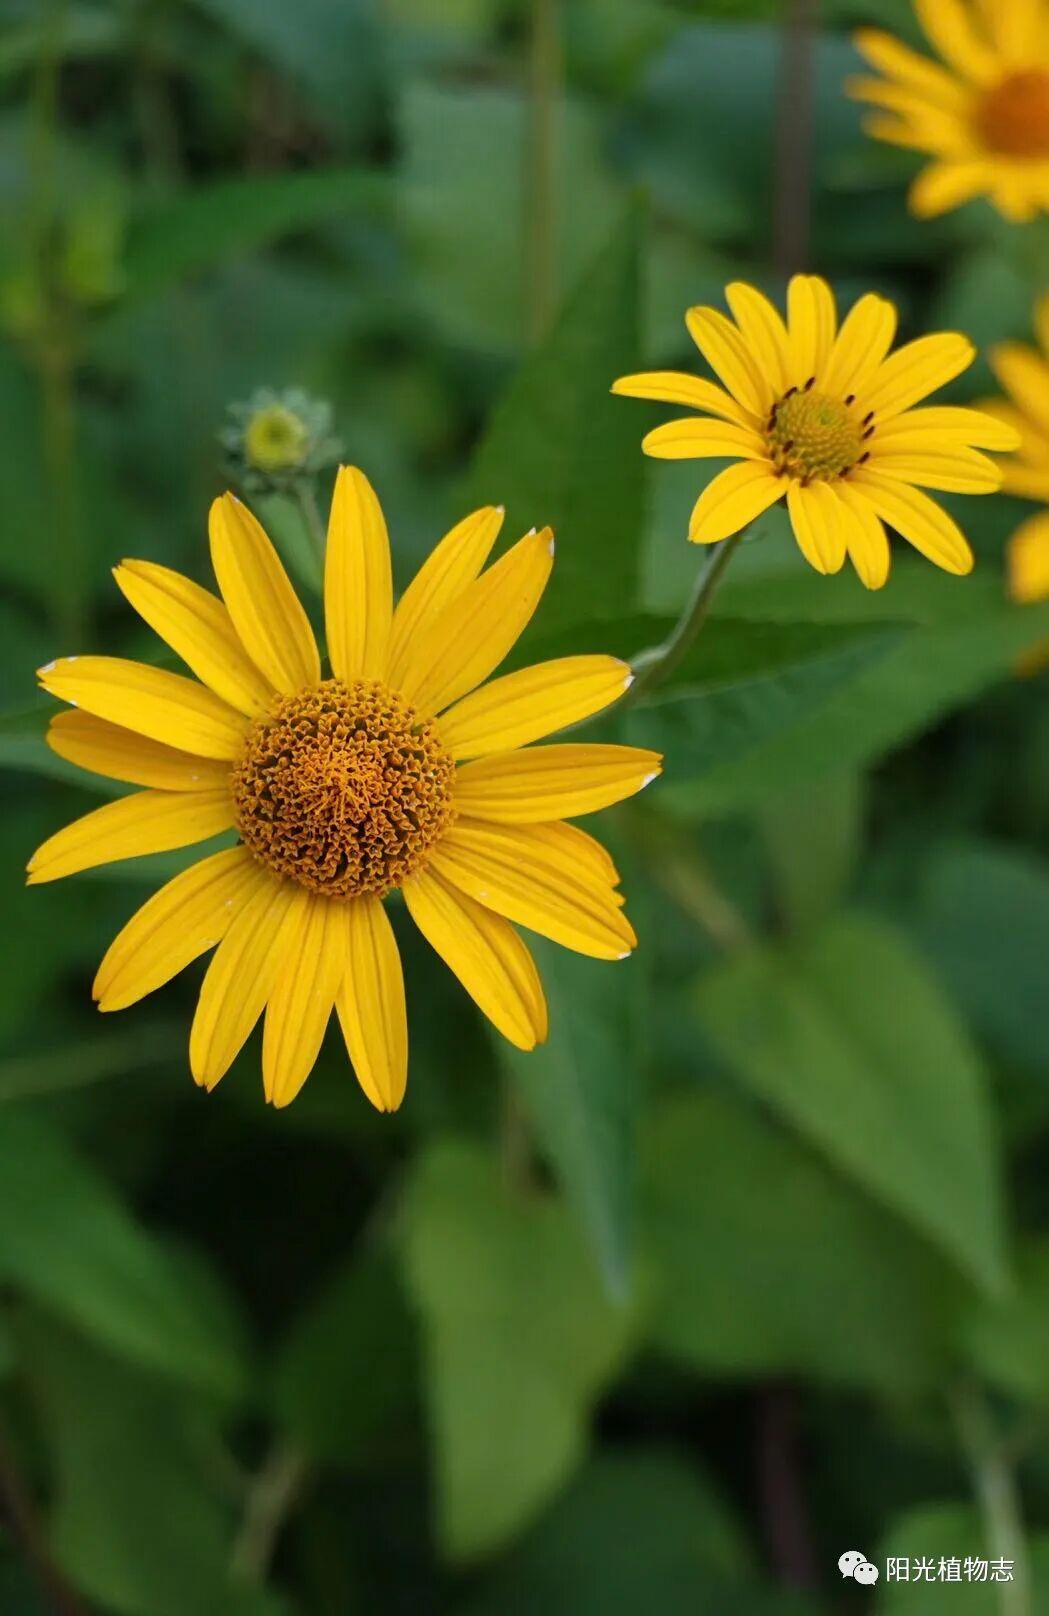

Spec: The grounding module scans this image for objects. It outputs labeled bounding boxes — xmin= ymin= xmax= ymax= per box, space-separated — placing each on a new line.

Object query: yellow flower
xmin=982 ymin=295 xmax=1049 ymax=503
xmin=613 ymin=276 xmax=1017 ymax=588
xmin=28 ymin=471 xmax=659 ymax=1111
xmin=849 ymin=0 xmax=1049 ymax=222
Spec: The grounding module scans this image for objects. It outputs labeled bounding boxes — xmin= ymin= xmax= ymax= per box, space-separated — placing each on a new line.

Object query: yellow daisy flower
xmin=613 ymin=276 xmax=1017 ymax=589
xmin=28 ymin=471 xmax=659 ymax=1111
xmin=983 ymin=294 xmax=1049 ymax=503
xmin=849 ymin=0 xmax=1049 ymax=222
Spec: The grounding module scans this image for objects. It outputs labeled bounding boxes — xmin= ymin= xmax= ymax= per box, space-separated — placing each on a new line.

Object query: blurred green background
xmin=5 ymin=0 xmax=1049 ymax=1611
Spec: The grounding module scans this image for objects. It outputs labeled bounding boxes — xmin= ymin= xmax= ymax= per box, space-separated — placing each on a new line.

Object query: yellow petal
xmin=388 ymin=504 xmax=505 ymax=686
xmin=1008 ymin=511 xmax=1049 ymax=605
xmin=990 ymin=343 xmax=1049 ymax=438
xmin=94 ymin=846 xmax=263 ymax=1011
xmin=726 ymin=282 xmax=791 ymax=396
xmin=47 ymin=711 xmax=230 ymax=792
xmin=190 ymin=875 xmax=297 ymax=1091
xmin=208 ymin=493 xmax=320 ymax=692
xmin=325 ymin=466 xmax=394 ymax=683
xmin=454 ymin=744 xmax=661 ymax=823
xmin=113 ymin=559 xmax=274 ymax=717
xmin=685 ymin=306 xmax=770 ymax=416
xmin=866 ymin=445 xmax=1001 ymax=493
xmin=398 ymin=528 xmax=554 ymax=716
xmin=335 ymin=895 xmax=407 ymax=1113
xmin=910 ymin=160 xmax=995 ymax=218
xmin=821 ymin=293 xmax=897 ymax=398
xmin=873 ymin=406 xmax=1022 ymax=452
xmin=437 ymin=655 xmax=633 ymax=760
xmin=38 ymin=656 xmax=249 ymax=760
xmin=428 ymin=819 xmax=636 ymax=961
xmin=787 ymin=275 xmax=837 ymax=387
xmin=786 ymin=482 xmax=847 ymax=576
xmin=642 ymin=419 xmax=768 ymax=461
xmin=611 ymin=371 xmax=756 ymax=426
xmin=263 ymin=892 xmax=347 ymax=1108
xmin=529 ymin=820 xmax=621 ymax=887
xmin=861 ymin=333 xmax=975 ymax=420
xmin=403 ymin=866 xmax=546 ymax=1051
xmin=833 ymin=481 xmax=892 ymax=591
xmin=689 ymin=463 xmax=786 ymax=545
xmin=27 ymin=786 xmax=235 ymax=885
xmin=852 ymin=28 xmax=970 ymax=108
xmin=913 ymin=0 xmax=998 ymax=82
xmin=849 ymin=468 xmax=974 ymax=575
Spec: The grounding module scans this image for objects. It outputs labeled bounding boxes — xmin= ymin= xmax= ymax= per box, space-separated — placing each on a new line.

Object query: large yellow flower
xmin=29 ymin=471 xmax=659 ymax=1111
xmin=613 ymin=277 xmax=1017 ymax=588
xmin=849 ymin=0 xmax=1049 ymax=222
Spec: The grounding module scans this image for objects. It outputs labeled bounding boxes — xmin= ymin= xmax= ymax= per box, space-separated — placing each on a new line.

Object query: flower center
xmin=231 ymin=679 xmax=457 ymax=899
xmin=244 ymin=404 xmax=310 ymax=474
xmin=766 ymin=387 xmax=866 ymax=481
xmin=977 ymin=70 xmax=1049 ymax=157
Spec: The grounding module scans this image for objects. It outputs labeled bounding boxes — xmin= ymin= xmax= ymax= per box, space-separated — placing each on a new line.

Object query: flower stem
xmin=297 ymin=482 xmax=327 ymax=571
xmin=526 ymin=0 xmax=561 ymax=346
xmin=953 ymin=1384 xmax=1032 ymax=1616
xmin=628 ymin=530 xmax=745 ymax=704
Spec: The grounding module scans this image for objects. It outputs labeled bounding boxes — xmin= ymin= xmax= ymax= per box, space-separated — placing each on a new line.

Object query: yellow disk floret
xmin=767 ymin=387 xmax=867 ymax=482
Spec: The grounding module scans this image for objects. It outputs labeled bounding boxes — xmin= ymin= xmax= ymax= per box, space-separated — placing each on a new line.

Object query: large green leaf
xmin=468 ymin=211 xmax=646 ymax=639
xmin=694 ymin=913 xmax=1009 ymax=1294
xmin=498 ymin=934 xmax=647 ymax=1299
xmin=0 ymin=1112 xmax=244 ymax=1397
xmin=642 ymin=1093 xmax=959 ymax=1392
xmin=398 ymin=1140 xmax=636 ymax=1561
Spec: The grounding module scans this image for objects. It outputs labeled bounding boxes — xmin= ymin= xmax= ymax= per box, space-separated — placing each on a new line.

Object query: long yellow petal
xmin=27 ymin=786 xmax=235 ymax=885
xmin=913 ymin=0 xmax=997 ymax=83
xmin=208 ymin=494 xmax=320 ymax=692
xmin=113 ymin=559 xmax=274 ymax=717
xmin=335 ymin=896 xmax=407 ymax=1113
xmin=873 ymin=406 xmax=1022 ymax=452
xmin=403 ymin=866 xmax=546 ymax=1051
xmin=437 ymin=655 xmax=633 ymax=760
xmin=190 ymin=875 xmax=298 ymax=1091
xmin=1008 ymin=511 xmax=1049 ymax=605
xmin=726 ymin=282 xmax=791 ymax=396
xmin=388 ymin=505 xmax=505 ymax=686
xmin=820 ymin=294 xmax=897 ymax=398
xmin=990 ymin=343 xmax=1049 ymax=437
xmin=833 ymin=481 xmax=892 ymax=591
xmin=642 ymin=419 xmax=768 ymax=461
xmin=397 ymin=528 xmax=554 ymax=716
xmin=94 ymin=846 xmax=263 ymax=1012
xmin=38 ymin=656 xmax=249 ymax=760
xmin=325 ymin=466 xmax=394 ymax=682
xmin=786 ymin=483 xmax=847 ymax=576
xmin=428 ymin=820 xmax=636 ymax=961
xmin=454 ymin=744 xmax=661 ymax=823
xmin=263 ymin=892 xmax=347 ymax=1108
xmin=47 ymin=711 xmax=230 ymax=793
xmin=528 ymin=820 xmax=621 ymax=887
xmin=861 ymin=333 xmax=975 ymax=420
xmin=852 ymin=28 xmax=971 ymax=108
xmin=611 ymin=371 xmax=756 ymax=426
xmin=689 ymin=463 xmax=786 ymax=545
xmin=787 ymin=275 xmax=837 ymax=387
xmin=849 ymin=468 xmax=974 ymax=575
xmin=910 ymin=159 xmax=996 ymax=218
xmin=685 ymin=306 xmax=770 ymax=416
xmin=866 ymin=446 xmax=1001 ymax=493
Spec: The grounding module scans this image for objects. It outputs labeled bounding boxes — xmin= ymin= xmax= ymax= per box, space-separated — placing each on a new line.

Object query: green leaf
xmin=123 ymin=169 xmax=388 ymax=299
xmin=468 ymin=210 xmax=646 ymax=639
xmin=875 ymin=1503 xmax=1049 ymax=1614
xmin=757 ymin=771 xmax=863 ymax=933
xmin=398 ymin=1140 xmax=636 ymax=1562
xmin=0 ymin=1112 xmax=244 ymax=1397
xmin=498 ymin=935 xmax=646 ymax=1299
xmin=962 ymin=1237 xmax=1049 ymax=1406
xmin=694 ymin=913 xmax=1009 ymax=1294
xmin=642 ymin=1092 xmax=959 ymax=1392
xmin=272 ymin=1249 xmax=418 ymax=1464
xmin=912 ymin=840 xmax=1049 ymax=1075
xmin=17 ymin=1312 xmax=286 ymax=1616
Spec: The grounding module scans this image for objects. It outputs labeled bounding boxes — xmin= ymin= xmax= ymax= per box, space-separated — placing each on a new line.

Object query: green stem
xmin=627 ymin=530 xmax=745 ymax=704
xmin=297 ymin=482 xmax=327 ymax=572
xmin=953 ymin=1385 xmax=1032 ymax=1616
xmin=525 ymin=0 xmax=561 ymax=346
xmin=231 ymin=1440 xmax=310 ymax=1585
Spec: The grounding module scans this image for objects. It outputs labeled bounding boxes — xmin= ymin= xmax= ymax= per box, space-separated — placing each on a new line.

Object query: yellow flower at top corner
xmin=613 ymin=276 xmax=1019 ymax=588
xmin=849 ymin=0 xmax=1049 ymax=223
xmin=28 ymin=472 xmax=661 ymax=1112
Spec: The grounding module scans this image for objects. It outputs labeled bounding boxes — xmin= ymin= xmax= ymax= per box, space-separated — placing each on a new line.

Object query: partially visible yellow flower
xmin=982 ymin=295 xmax=1049 ymax=503
xmin=849 ymin=0 xmax=1049 ymax=223
xmin=1007 ymin=509 xmax=1049 ymax=603
xmin=614 ymin=277 xmax=1016 ymax=588
xmin=29 ymin=471 xmax=659 ymax=1111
